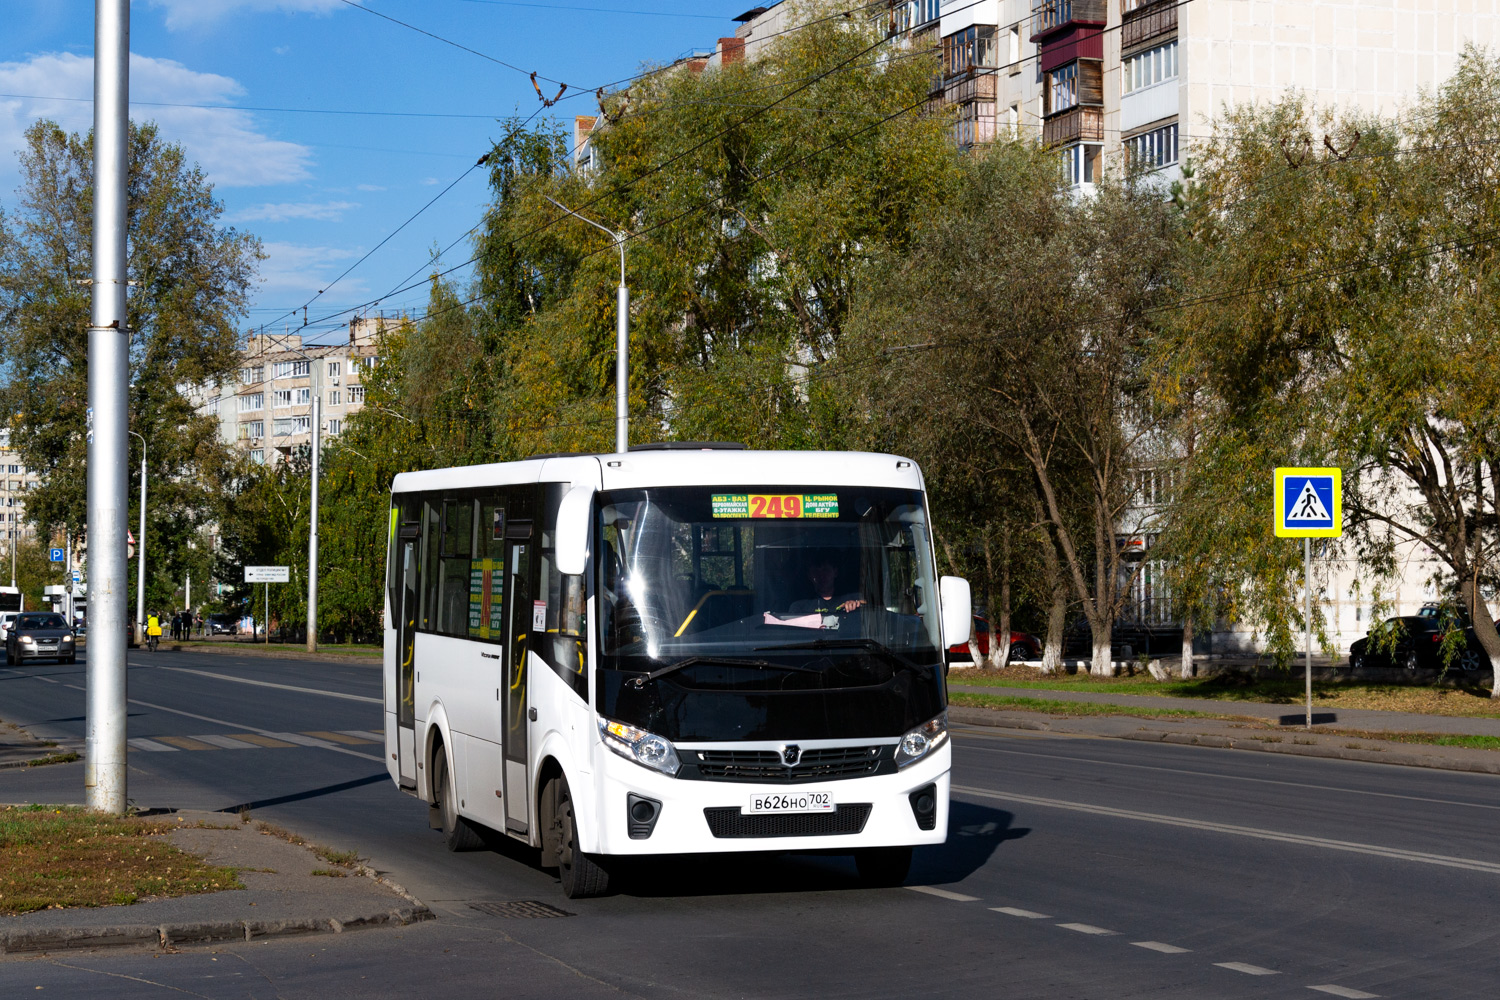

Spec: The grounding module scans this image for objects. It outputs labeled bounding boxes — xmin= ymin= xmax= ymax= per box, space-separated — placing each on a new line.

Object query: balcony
xmin=1044 ymin=105 xmax=1104 ymax=146
xmin=943 ymin=69 xmax=998 ymax=106
xmin=1031 ymin=0 xmax=1106 ymax=41
xmin=1122 ymin=0 xmax=1177 ymax=50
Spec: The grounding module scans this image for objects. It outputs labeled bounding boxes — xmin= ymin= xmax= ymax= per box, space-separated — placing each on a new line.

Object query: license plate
xmin=746 ymin=790 xmax=835 ymax=814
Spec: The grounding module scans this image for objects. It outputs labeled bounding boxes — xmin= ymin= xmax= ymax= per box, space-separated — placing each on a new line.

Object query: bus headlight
xmin=894 ymin=712 xmax=948 ymax=768
xmin=599 ymin=719 xmax=681 ymax=777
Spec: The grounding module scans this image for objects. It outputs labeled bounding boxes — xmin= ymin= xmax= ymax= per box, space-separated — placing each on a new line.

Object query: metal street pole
xmin=128 ymin=430 xmax=145 ymax=647
xmin=544 ymin=196 xmax=629 ymax=453
xmin=86 ymin=0 xmax=130 ymax=816
xmin=307 ymin=390 xmax=320 ymax=652
xmin=1305 ymin=536 xmax=1313 ymax=731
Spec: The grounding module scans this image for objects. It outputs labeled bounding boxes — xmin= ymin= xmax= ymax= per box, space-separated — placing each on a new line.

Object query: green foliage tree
xmin=0 ymin=120 xmax=261 ymax=595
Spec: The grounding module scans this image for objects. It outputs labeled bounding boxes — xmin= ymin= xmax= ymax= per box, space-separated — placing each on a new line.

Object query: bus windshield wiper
xmin=752 ymin=637 xmax=928 ymax=674
xmin=627 ymin=656 xmax=817 ymax=689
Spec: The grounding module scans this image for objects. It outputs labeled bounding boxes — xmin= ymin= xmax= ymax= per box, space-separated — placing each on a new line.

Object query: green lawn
xmin=948 ymin=691 xmax=1250 ymax=721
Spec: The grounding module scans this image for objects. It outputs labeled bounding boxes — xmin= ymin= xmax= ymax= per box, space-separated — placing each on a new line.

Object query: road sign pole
xmin=1305 ymin=536 xmax=1312 ymax=731
xmin=266 ymin=580 xmax=270 ymax=646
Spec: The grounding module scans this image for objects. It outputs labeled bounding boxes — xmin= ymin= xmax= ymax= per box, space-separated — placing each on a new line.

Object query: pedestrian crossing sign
xmin=1274 ymin=467 xmax=1342 ymax=537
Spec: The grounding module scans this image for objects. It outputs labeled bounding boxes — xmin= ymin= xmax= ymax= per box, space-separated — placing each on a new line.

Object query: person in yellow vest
xmin=146 ymin=613 xmax=163 ymax=650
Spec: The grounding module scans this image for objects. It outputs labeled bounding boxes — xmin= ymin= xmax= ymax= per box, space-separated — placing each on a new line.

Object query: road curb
xmin=949 ymin=707 xmax=1500 ymax=776
xmin=0 ymin=905 xmax=432 ymax=955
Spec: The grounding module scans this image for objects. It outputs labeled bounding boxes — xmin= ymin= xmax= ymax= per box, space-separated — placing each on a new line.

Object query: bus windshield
xmin=595 ymin=485 xmax=946 ymax=741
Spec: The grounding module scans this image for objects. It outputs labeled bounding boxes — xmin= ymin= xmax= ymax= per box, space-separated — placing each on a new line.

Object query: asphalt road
xmin=1 ymin=647 xmax=1497 ymax=998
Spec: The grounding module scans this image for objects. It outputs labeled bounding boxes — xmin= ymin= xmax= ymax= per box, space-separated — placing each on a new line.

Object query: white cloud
xmin=273 ymin=46 xmax=291 ymax=56
xmin=419 ymin=177 xmax=440 ymax=186
xmin=229 ymin=200 xmax=358 ymax=223
xmin=356 ymin=183 xmax=385 ymax=192
xmin=256 ymin=241 xmax=366 ymax=300
xmin=147 ymin=1 xmax=349 ymax=31
xmin=0 ymin=52 xmax=312 ymax=189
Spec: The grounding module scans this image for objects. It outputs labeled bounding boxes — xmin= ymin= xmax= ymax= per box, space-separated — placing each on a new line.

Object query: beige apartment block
xmin=195 ymin=315 xmax=390 ymax=466
xmin=0 ymin=431 xmax=39 ymax=547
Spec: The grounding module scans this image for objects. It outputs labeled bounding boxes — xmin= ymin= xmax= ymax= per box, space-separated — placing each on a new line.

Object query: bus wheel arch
xmin=427 ymin=728 xmax=484 ymax=852
xmin=537 ymin=760 xmax=610 ymax=898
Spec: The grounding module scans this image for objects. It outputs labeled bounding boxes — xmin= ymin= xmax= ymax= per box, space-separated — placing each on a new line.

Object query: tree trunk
xmin=989 ymin=527 xmax=1012 ymax=670
xmin=1043 ymin=579 xmax=1066 ymax=674
xmin=1179 ymin=618 xmax=1195 ymax=679
xmin=942 ymin=538 xmax=984 ymax=670
xmin=1462 ymin=578 xmax=1500 ymax=699
xmin=1090 ymin=615 xmax=1114 ymax=677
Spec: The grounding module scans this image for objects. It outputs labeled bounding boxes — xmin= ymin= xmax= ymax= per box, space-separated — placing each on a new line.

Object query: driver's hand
xmin=837 ymin=599 xmax=864 ymax=613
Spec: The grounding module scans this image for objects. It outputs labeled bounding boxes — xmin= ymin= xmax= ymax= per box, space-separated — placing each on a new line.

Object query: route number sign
xmin=1274 ymin=468 xmax=1343 ymax=538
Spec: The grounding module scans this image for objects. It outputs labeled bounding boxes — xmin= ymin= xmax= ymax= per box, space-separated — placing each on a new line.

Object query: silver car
xmin=6 ymin=612 xmax=77 ymax=665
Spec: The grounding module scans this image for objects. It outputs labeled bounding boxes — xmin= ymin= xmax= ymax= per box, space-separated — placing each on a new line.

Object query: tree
xmin=1163 ymin=47 xmax=1500 ymax=693
xmin=850 ymin=140 xmax=1182 ymax=676
xmin=0 ymin=120 xmax=261 ymax=585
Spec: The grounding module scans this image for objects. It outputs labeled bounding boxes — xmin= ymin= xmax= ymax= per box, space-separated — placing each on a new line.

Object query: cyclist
xmin=146 ymin=612 xmax=162 ymax=652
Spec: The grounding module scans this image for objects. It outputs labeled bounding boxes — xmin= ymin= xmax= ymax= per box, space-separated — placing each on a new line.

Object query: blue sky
xmin=0 ymin=0 xmax=750 ymax=344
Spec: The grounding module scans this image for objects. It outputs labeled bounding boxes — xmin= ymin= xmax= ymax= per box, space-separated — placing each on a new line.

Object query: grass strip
xmin=178 ymin=641 xmax=382 ymax=658
xmin=253 ymin=820 xmax=361 ymax=868
xmin=1317 ymin=728 xmax=1500 ymax=752
xmin=0 ymin=805 xmax=243 ymax=915
xmin=26 ymin=752 xmax=80 ymax=767
xmin=949 ymin=691 xmax=1248 ymax=722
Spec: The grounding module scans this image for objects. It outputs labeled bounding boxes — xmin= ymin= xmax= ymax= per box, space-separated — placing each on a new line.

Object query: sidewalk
xmin=0 ymin=811 xmax=429 ymax=956
xmin=947 ymin=682 xmax=1500 ymax=738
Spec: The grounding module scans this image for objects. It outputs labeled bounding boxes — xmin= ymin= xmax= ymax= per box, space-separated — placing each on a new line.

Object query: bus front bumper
xmin=592 ymin=742 xmax=950 ymax=856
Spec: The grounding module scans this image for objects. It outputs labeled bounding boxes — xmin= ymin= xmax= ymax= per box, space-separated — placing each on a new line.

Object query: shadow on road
xmin=216 ymin=772 xmax=390 ymax=813
xmin=911 ymin=798 xmax=1028 ymax=885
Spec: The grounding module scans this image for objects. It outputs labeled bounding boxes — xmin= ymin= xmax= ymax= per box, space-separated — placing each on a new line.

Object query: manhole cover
xmin=470 ymin=900 xmax=575 ymax=919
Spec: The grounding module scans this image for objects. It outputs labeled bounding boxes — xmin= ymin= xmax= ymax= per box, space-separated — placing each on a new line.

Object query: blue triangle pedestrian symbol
xmin=1286 ymin=480 xmax=1331 ymax=522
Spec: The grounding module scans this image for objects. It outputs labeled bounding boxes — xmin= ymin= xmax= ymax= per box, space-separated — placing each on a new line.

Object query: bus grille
xmin=702 ymin=804 xmax=872 ymax=838
xmin=687 ymin=746 xmax=890 ymax=783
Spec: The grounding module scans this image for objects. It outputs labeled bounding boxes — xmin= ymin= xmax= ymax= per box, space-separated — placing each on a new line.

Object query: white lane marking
xmin=953 ymin=785 xmax=1500 ymax=875
xmin=127 ymin=738 xmax=178 ymax=752
xmin=991 ymin=907 xmax=1050 ymax=919
xmin=115 ymin=698 xmax=383 ymax=763
xmin=1309 ymin=986 xmax=1380 ymax=998
xmin=955 ymin=738 xmax=1500 ymax=813
xmin=1216 ymin=962 xmax=1279 ymax=976
xmin=1132 ymin=941 xmax=1190 ymax=954
xmin=272 ymin=732 xmax=351 ymax=752
xmin=193 ymin=734 xmax=260 ymax=750
xmin=906 ymin=886 xmax=979 ymax=902
xmin=150 ymin=665 xmax=381 ymax=704
xmin=1057 ymin=923 xmax=1116 ymax=936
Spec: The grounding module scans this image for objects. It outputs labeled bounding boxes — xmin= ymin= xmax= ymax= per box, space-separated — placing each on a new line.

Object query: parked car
xmin=0 ymin=611 xmax=18 ymax=639
xmin=205 ymin=613 xmax=238 ymax=636
xmin=6 ymin=611 xmax=77 ymax=665
xmin=947 ymin=615 xmax=1042 ymax=664
xmin=1348 ymin=612 xmax=1494 ymax=671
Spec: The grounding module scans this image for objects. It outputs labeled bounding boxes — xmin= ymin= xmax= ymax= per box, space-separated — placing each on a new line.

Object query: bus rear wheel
xmin=854 ymin=846 xmax=912 ymax=887
xmin=552 ymin=777 xmax=610 ymax=899
xmin=433 ymin=745 xmax=485 ymax=852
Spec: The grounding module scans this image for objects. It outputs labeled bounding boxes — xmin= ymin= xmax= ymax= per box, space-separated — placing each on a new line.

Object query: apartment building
xmin=195 ymin=315 xmax=388 ymax=466
xmin=0 ymin=431 xmax=39 ymax=546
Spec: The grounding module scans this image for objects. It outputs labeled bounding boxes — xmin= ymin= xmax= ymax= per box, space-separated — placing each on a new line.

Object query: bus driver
xmin=789 ymin=557 xmax=864 ymax=615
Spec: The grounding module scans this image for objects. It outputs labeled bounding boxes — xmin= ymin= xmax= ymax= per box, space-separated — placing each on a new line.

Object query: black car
xmin=6 ymin=612 xmax=77 ymax=665
xmin=1348 ymin=614 xmax=1488 ymax=671
xmin=205 ymin=613 xmax=238 ymax=636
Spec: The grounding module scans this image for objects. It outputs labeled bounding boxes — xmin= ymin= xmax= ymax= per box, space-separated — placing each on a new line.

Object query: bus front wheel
xmin=854 ymin=846 xmax=912 ymax=887
xmin=433 ymin=745 xmax=485 ymax=852
xmin=550 ymin=776 xmax=610 ymax=899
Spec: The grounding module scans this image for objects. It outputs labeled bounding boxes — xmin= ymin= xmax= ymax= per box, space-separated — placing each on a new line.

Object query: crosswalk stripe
xmin=227 ymin=733 xmax=298 ymax=748
xmin=127 ymin=738 xmax=178 ymax=752
xmin=155 ymin=735 xmax=222 ymax=751
xmin=304 ymin=730 xmax=378 ymax=745
xmin=193 ymin=734 xmax=260 ymax=750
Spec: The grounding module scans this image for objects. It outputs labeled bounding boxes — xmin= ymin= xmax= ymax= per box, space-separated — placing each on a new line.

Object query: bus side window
xmin=437 ymin=499 xmax=473 ymax=636
xmin=538 ymin=483 xmax=588 ymax=699
xmin=419 ymin=498 xmax=442 ymax=631
xmin=471 ymin=494 xmax=507 ymax=640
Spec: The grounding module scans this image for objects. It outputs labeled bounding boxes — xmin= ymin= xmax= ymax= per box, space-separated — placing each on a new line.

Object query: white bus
xmin=383 ymin=446 xmax=971 ymax=897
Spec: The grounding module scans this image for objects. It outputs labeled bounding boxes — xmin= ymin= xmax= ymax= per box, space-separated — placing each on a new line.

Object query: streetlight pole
xmin=269 ymin=337 xmax=324 ymax=653
xmin=128 ymin=430 xmax=146 ymax=647
xmin=85 ymin=0 xmax=130 ymax=816
xmin=544 ymin=196 xmax=630 ymax=453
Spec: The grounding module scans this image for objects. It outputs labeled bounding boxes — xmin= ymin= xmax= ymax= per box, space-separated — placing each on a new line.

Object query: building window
xmin=273 ymin=389 xmax=292 ymax=408
xmin=273 ymin=360 xmax=310 ymax=379
xmin=326 ymin=361 xmax=341 ymax=379
xmin=1008 ymin=103 xmax=1020 ymax=137
xmin=295 ymin=387 xmax=311 ymax=405
xmin=239 ymin=393 xmax=264 ymax=412
xmin=327 ymin=418 xmax=342 ymax=435
xmin=955 ymin=102 xmax=997 ymax=147
xmin=1009 ymin=26 xmax=1022 ymax=73
xmin=240 ymin=366 xmax=263 ymax=385
xmin=1046 ymin=63 xmax=1078 ymax=115
xmin=348 ymin=385 xmax=366 ymax=404
xmin=249 ymin=449 xmax=264 ymax=464
xmin=1123 ymin=40 xmax=1178 ymax=94
xmin=328 ymin=390 xmax=342 ymax=406
xmin=942 ymin=24 xmax=998 ymax=77
xmin=239 ymin=420 xmax=264 ymax=440
xmin=1125 ymin=122 xmax=1179 ymax=169
xmin=7 ymin=465 xmax=17 ymax=474
xmin=1061 ymin=143 xmax=1102 ymax=187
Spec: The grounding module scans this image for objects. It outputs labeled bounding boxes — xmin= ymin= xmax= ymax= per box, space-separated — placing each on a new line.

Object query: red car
xmin=947 ymin=615 xmax=1041 ymax=662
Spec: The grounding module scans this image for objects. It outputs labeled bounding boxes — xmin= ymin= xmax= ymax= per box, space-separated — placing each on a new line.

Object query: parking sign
xmin=1274 ymin=467 xmax=1342 ymax=538
xmin=48 ymin=547 xmax=64 ymax=562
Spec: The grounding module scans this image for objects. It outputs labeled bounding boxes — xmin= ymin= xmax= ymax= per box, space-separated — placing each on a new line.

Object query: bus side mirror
xmin=555 ymin=485 xmax=596 ymax=576
xmin=939 ymin=576 xmax=971 ymax=647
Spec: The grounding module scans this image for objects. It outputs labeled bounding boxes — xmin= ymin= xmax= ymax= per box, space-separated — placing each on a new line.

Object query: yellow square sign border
xmin=1274 ymin=467 xmax=1343 ymax=538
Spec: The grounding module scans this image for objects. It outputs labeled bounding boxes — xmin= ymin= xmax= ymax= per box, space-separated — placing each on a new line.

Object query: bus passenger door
xmin=395 ymin=525 xmax=420 ymax=788
xmin=502 ymin=524 xmax=532 ymax=835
